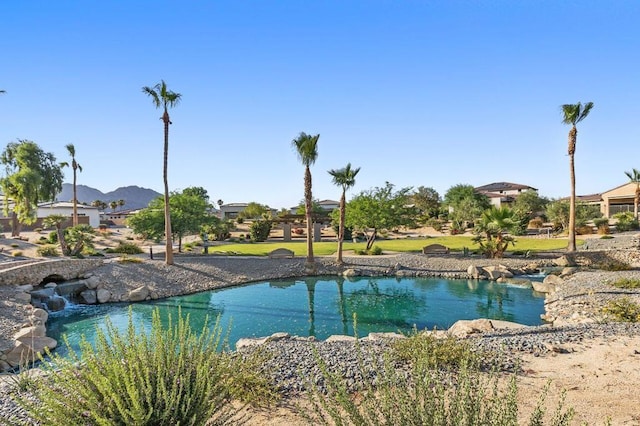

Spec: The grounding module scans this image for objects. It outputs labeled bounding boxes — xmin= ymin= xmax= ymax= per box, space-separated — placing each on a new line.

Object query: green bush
xmin=601 ymin=297 xmax=640 ymax=322
xmin=609 ymin=278 xmax=640 ymax=289
xmin=249 ymin=220 xmax=272 ymax=242
xmin=47 ymin=231 xmax=58 ymax=244
xmin=613 ymin=211 xmax=639 ymax=232
xmin=236 ymin=217 xmax=244 ymax=224
xmin=425 ymin=217 xmax=444 ymax=232
xmin=595 ymin=259 xmax=632 ymax=271
xmin=33 ymin=227 xmax=43 ymax=233
xmin=600 ymin=235 xmax=614 ymax=239
xmin=12 ymin=251 xmax=23 ymax=257
xmin=370 ymin=245 xmax=383 ymax=255
xmin=36 ymin=245 xmax=59 ymax=257
xmin=16 ymin=310 xmax=243 ymax=425
xmin=107 ymin=241 xmax=144 ymax=254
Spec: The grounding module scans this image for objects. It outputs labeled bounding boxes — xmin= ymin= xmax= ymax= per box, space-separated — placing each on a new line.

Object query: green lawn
xmin=202 ymin=236 xmax=578 ymax=257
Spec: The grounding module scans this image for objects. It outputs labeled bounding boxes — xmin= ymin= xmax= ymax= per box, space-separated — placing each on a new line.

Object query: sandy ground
xmin=237 ymin=335 xmax=640 ymax=425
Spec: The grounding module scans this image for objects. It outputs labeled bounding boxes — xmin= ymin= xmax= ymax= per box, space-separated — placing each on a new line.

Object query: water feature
xmin=46 ymin=276 xmax=545 ymax=357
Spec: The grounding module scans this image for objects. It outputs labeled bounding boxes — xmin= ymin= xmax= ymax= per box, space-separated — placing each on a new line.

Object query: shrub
xmin=609 ymin=278 xmax=640 ymax=289
xmin=595 ymin=259 xmax=632 ymax=271
xmin=600 ymin=235 xmax=614 ymax=239
xmin=109 ymin=241 xmax=144 ymax=254
xmin=236 ymin=217 xmax=244 ymax=224
xmin=33 ymin=228 xmax=43 ymax=233
xmin=601 ymin=297 xmax=640 ymax=322
xmin=593 ymin=217 xmax=610 ymax=234
xmin=528 ymin=217 xmax=544 ymax=229
xmin=613 ymin=211 xmax=639 ymax=232
xmin=250 ymin=220 xmax=272 ymax=242
xmin=425 ymin=217 xmax=444 ymax=232
xmin=10 ymin=243 xmax=19 ymax=248
xmin=576 ymin=225 xmax=593 ymax=235
xmin=15 ymin=309 xmax=249 ymax=425
xmin=370 ymin=245 xmax=383 ymax=255
xmin=47 ymin=231 xmax=57 ymax=244
xmin=12 ymin=251 xmax=23 ymax=257
xmin=36 ymin=245 xmax=59 ymax=257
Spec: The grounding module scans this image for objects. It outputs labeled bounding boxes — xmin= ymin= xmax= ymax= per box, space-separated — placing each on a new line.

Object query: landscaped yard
xmin=204 ymin=236 xmax=579 ymax=257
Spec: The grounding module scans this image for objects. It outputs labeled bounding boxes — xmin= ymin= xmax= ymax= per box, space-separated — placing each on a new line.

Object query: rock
xmin=325 ymin=335 xmax=357 ymax=343
xmin=266 ymin=332 xmax=291 ymax=342
xmin=449 ymin=319 xmax=495 ymax=337
xmin=6 ymin=337 xmax=58 ymax=367
xmin=80 ymin=289 xmax=97 ymax=304
xmin=31 ymin=308 xmax=49 ymax=323
xmin=56 ymin=281 xmax=89 ymax=297
xmin=343 ymin=269 xmax=360 ymax=277
xmin=16 ymin=284 xmax=33 ymax=292
xmin=554 ymin=254 xmax=577 ymax=267
xmin=543 ymin=274 xmax=564 ymax=286
xmin=236 ymin=337 xmax=266 ymax=349
xmin=482 ymin=267 xmax=503 ymax=281
xmin=129 ymin=286 xmax=150 ymax=302
xmin=13 ymin=292 xmax=31 ymax=304
xmin=532 ymin=281 xmax=556 ymax=293
xmin=365 ymin=332 xmax=405 ymax=341
xmin=30 ymin=288 xmax=56 ymax=299
xmin=467 ymin=265 xmax=482 ymax=279
xmin=0 ymin=360 xmax=10 ymax=372
xmin=96 ymin=289 xmax=111 ymax=304
xmin=85 ymin=276 xmax=100 ymax=290
xmin=560 ymin=267 xmax=578 ymax=277
xmin=44 ymin=282 xmax=57 ymax=289
xmin=46 ymin=296 xmax=66 ymax=312
xmin=13 ymin=325 xmax=47 ymax=340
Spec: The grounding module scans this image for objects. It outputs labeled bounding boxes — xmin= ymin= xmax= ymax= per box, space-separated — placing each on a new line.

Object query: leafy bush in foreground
xmin=13 ymin=309 xmax=255 ymax=425
xmin=105 ymin=241 xmax=144 ymax=254
xmin=302 ymin=332 xmax=574 ymax=426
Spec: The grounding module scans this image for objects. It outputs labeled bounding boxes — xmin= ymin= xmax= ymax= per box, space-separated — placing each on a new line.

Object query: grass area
xmin=206 ymin=236 xmax=577 ymax=257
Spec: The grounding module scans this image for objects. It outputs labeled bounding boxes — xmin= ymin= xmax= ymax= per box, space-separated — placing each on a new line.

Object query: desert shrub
xmin=12 ymin=251 xmax=23 ymax=257
xmin=370 ymin=245 xmax=383 ymax=255
xmin=302 ymin=333 xmax=574 ymax=425
xmin=593 ymin=217 xmax=610 ymax=234
xmin=576 ymin=225 xmax=593 ymax=235
xmin=393 ymin=332 xmax=482 ymax=371
xmin=10 ymin=243 xmax=19 ymax=248
xmin=600 ymin=235 xmax=614 ymax=239
xmin=118 ymin=255 xmax=143 ymax=264
xmin=14 ymin=309 xmax=264 ymax=425
xmin=613 ymin=211 xmax=639 ymax=232
xmin=236 ymin=217 xmax=244 ymax=224
xmin=36 ymin=245 xmax=59 ymax=257
xmin=33 ymin=228 xmax=43 ymax=233
xmin=609 ymin=278 xmax=640 ymax=289
xmin=595 ymin=259 xmax=633 ymax=271
xmin=108 ymin=241 xmax=144 ymax=254
xmin=249 ymin=220 xmax=272 ymax=242
xmin=126 ymin=236 xmax=134 ymax=240
xmin=601 ymin=297 xmax=640 ymax=322
xmin=425 ymin=217 xmax=444 ymax=232
xmin=47 ymin=231 xmax=57 ymax=244
xmin=528 ymin=217 xmax=544 ymax=229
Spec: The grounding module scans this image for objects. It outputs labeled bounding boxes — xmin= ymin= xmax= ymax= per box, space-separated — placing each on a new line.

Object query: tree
xmin=562 ymin=101 xmax=594 ymax=252
xmin=291 ymin=132 xmax=319 ymax=271
xmin=109 ymin=201 xmax=118 ymax=212
xmin=43 ymin=215 xmax=95 ymax=257
xmin=295 ymin=199 xmax=324 ymax=215
xmin=91 ymin=199 xmax=108 ymax=211
xmin=0 ymin=140 xmax=64 ymax=236
xmin=328 ymin=163 xmax=360 ymax=263
xmin=511 ymin=190 xmax=549 ymax=235
xmin=412 ymin=186 xmax=441 ymax=221
xmin=117 ymin=199 xmax=125 ymax=210
xmin=143 ymin=80 xmax=182 ymax=265
xmin=341 ymin=182 xmax=417 ymax=251
xmin=128 ymin=187 xmax=214 ymax=252
xmin=60 ymin=144 xmax=82 ymax=226
xmin=624 ymin=168 xmax=640 ymax=221
xmin=546 ymin=199 xmax=600 ymax=233
xmin=472 ymin=207 xmax=518 ymax=258
xmin=443 ymin=184 xmax=491 ymax=232
xmin=239 ymin=202 xmax=271 ymax=220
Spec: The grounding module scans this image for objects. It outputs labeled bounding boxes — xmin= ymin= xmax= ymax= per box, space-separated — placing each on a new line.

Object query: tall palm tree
xmin=60 ymin=144 xmax=82 ymax=226
xmin=292 ymin=132 xmax=320 ymax=271
xmin=328 ymin=163 xmax=360 ymax=264
xmin=143 ymin=80 xmax=182 ymax=265
xmin=109 ymin=201 xmax=118 ymax=212
xmin=561 ymin=101 xmax=594 ymax=252
xmin=117 ymin=199 xmax=125 ymax=210
xmin=625 ymin=168 xmax=640 ymax=221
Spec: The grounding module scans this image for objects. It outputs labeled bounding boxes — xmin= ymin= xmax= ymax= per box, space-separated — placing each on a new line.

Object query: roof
xmin=318 ymin=199 xmax=339 ymax=205
xmin=38 ymin=201 xmax=99 ymax=210
xmin=474 ymin=182 xmax=537 ymax=192
xmin=577 ymin=193 xmax=603 ymax=203
xmin=220 ymin=203 xmax=249 ymax=208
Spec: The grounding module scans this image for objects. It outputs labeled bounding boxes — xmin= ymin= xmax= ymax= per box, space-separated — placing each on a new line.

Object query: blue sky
xmin=2 ymin=1 xmax=639 ymax=209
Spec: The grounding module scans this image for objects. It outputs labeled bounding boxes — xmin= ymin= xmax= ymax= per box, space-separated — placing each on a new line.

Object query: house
xmin=599 ymin=182 xmax=639 ymax=217
xmin=219 ymin=203 xmax=249 ymax=220
xmin=37 ymin=202 xmax=101 ymax=227
xmin=475 ymin=182 xmax=537 ymax=208
xmin=289 ymin=199 xmax=340 ymax=215
xmin=100 ymin=209 xmax=141 ymax=226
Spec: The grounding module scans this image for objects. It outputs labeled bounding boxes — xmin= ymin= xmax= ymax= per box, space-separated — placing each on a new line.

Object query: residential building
xmin=474 ymin=182 xmax=537 ymax=208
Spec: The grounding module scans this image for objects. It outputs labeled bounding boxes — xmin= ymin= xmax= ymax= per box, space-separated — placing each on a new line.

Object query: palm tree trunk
xmin=336 ymin=190 xmax=346 ymax=263
xmin=568 ymin=126 xmax=577 ymax=252
xmin=163 ymin=110 xmax=174 ymax=265
xmin=72 ymin=166 xmax=78 ymax=226
xmin=304 ymin=166 xmax=314 ymax=268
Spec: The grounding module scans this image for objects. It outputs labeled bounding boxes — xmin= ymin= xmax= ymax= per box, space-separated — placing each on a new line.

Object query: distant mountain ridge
xmin=57 ymin=184 xmax=161 ymax=210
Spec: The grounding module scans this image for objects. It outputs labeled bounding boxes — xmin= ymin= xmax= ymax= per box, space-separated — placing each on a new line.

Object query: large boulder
xmin=31 ymin=308 xmax=49 ymax=324
xmin=325 ymin=335 xmax=357 ymax=343
xmin=5 ymin=337 xmax=57 ymax=368
xmin=46 ymin=296 xmax=66 ymax=312
xmin=97 ymin=289 xmax=111 ymax=304
xmin=129 ymin=286 xmax=150 ymax=302
xmin=80 ymin=289 xmax=97 ymax=305
xmin=343 ymin=269 xmax=361 ymax=277
xmin=448 ymin=318 xmax=526 ymax=338
xmin=85 ymin=276 xmax=101 ymax=290
xmin=554 ymin=254 xmax=577 ymax=267
xmin=14 ymin=325 xmax=47 ymax=340
xmin=467 ymin=265 xmax=482 ymax=279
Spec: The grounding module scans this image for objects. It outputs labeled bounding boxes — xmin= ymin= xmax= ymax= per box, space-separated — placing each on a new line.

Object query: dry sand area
xmin=238 ymin=335 xmax=640 ymax=425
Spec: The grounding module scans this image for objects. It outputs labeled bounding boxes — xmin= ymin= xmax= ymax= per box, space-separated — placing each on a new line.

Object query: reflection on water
xmin=47 ymin=276 xmax=545 ymax=357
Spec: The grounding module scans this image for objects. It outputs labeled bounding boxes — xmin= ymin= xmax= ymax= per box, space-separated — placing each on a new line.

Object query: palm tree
xmin=292 ymin=132 xmax=320 ymax=271
xmin=109 ymin=201 xmax=118 ymax=212
xmin=561 ymin=101 xmax=594 ymax=252
xmin=60 ymin=144 xmax=82 ymax=226
xmin=328 ymin=163 xmax=360 ymax=263
xmin=117 ymin=199 xmax=125 ymax=210
xmin=472 ymin=206 xmax=517 ymax=258
xmin=625 ymin=168 xmax=640 ymax=221
xmin=143 ymin=80 xmax=182 ymax=265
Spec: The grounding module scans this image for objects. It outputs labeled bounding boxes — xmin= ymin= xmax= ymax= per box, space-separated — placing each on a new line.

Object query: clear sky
xmin=2 ymin=1 xmax=639 ymax=209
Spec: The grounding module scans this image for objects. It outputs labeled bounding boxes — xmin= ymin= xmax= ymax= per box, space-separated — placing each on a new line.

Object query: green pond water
xmin=47 ymin=276 xmax=545 ymax=356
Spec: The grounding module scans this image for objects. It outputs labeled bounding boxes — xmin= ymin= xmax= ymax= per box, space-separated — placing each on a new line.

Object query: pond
xmin=47 ymin=276 xmax=545 ymax=356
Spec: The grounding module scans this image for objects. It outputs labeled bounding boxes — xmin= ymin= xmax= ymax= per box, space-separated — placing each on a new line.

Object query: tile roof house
xmin=474 ymin=182 xmax=537 ymax=208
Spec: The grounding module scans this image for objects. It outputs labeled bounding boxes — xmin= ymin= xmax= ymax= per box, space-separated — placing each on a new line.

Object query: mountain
xmin=57 ymin=184 xmax=162 ymax=210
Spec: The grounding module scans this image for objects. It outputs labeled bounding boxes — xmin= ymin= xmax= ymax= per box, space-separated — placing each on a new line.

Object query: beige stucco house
xmin=599 ymin=182 xmax=638 ymax=217
xmin=474 ymin=182 xmax=537 ymax=208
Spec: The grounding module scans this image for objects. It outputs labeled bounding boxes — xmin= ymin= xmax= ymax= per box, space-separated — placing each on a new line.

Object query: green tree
xmin=60 ymin=144 xmax=82 ymax=226
xmin=341 ymin=182 xmax=417 ymax=251
xmin=444 ymin=184 xmax=491 ymax=231
xmin=562 ymin=101 xmax=594 ymax=252
xmin=109 ymin=201 xmax=118 ymax=212
xmin=117 ymin=199 xmax=125 ymax=210
xmin=624 ymin=168 xmax=640 ymax=221
xmin=291 ymin=132 xmax=319 ymax=271
xmin=91 ymin=199 xmax=108 ymax=211
xmin=546 ymin=199 xmax=600 ymax=232
xmin=128 ymin=187 xmax=214 ymax=252
xmin=43 ymin=215 xmax=95 ymax=257
xmin=295 ymin=198 xmax=324 ymax=215
xmin=412 ymin=186 xmax=441 ymax=221
xmin=0 ymin=140 xmax=64 ymax=236
xmin=472 ymin=206 xmax=518 ymax=258
xmin=202 ymin=217 xmax=235 ymax=241
xmin=239 ymin=202 xmax=271 ymax=220
xmin=328 ymin=163 xmax=360 ymax=264
xmin=511 ymin=190 xmax=549 ymax=234
xmin=143 ymin=80 xmax=182 ymax=265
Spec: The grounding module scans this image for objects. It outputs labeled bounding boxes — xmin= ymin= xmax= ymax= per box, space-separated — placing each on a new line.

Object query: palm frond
xmin=291 ymin=132 xmax=320 ymax=166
